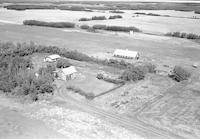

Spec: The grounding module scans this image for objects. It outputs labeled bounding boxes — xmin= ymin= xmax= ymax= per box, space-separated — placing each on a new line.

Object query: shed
xmin=44 ymin=54 xmax=61 ymax=62
xmin=55 ymin=66 xmax=77 ymax=80
xmin=113 ymin=49 xmax=139 ymax=59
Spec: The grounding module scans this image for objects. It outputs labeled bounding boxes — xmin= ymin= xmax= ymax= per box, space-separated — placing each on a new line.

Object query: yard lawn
xmin=66 ymin=66 xmax=116 ymax=96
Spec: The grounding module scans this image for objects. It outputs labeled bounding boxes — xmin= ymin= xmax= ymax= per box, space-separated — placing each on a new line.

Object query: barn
xmin=44 ymin=54 xmax=61 ymax=62
xmin=55 ymin=66 xmax=77 ymax=81
xmin=113 ymin=49 xmax=139 ymax=59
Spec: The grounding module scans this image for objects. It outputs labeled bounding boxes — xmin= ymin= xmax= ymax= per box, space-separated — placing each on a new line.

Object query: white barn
xmin=113 ymin=49 xmax=139 ymax=59
xmin=44 ymin=54 xmax=61 ymax=62
xmin=55 ymin=66 xmax=77 ymax=81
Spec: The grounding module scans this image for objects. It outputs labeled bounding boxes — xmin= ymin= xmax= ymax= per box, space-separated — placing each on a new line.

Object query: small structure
xmin=44 ymin=54 xmax=61 ymax=62
xmin=55 ymin=66 xmax=77 ymax=81
xmin=113 ymin=49 xmax=139 ymax=59
xmin=129 ymin=30 xmax=134 ymax=35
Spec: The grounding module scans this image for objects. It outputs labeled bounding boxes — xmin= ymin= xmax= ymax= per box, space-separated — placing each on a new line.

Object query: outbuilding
xmin=113 ymin=49 xmax=139 ymax=59
xmin=44 ymin=54 xmax=61 ymax=62
xmin=55 ymin=66 xmax=77 ymax=81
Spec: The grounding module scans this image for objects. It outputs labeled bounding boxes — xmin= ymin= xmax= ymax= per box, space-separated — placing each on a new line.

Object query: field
xmin=1 ymin=8 xmax=200 ymax=34
xmin=1 ymin=1 xmax=200 ymax=139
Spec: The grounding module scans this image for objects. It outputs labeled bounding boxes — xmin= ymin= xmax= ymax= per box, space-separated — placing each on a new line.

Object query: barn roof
xmin=113 ymin=49 xmax=138 ymax=58
xmin=47 ymin=54 xmax=61 ymax=60
xmin=61 ymin=66 xmax=77 ymax=75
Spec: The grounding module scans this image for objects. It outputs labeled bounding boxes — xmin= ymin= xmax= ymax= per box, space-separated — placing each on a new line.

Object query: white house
xmin=113 ymin=49 xmax=139 ymax=59
xmin=55 ymin=66 xmax=77 ymax=81
xmin=44 ymin=54 xmax=61 ymax=62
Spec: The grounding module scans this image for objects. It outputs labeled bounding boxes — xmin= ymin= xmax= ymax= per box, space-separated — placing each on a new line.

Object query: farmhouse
xmin=113 ymin=49 xmax=139 ymax=59
xmin=44 ymin=54 xmax=61 ymax=62
xmin=55 ymin=66 xmax=77 ymax=80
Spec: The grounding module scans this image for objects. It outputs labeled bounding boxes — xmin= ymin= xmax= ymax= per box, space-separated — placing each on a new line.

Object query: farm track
xmin=57 ymin=84 xmax=183 ymax=139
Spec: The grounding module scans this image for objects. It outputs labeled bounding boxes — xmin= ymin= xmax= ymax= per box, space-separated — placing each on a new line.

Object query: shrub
xmin=56 ymin=59 xmax=71 ymax=68
xmin=108 ymin=15 xmax=122 ymax=19
xmin=91 ymin=16 xmax=106 ymax=20
xmin=80 ymin=24 xmax=90 ymax=30
xmin=79 ymin=18 xmax=91 ymax=21
xmin=169 ymin=66 xmax=191 ymax=82
xmin=23 ymin=20 xmax=75 ymax=28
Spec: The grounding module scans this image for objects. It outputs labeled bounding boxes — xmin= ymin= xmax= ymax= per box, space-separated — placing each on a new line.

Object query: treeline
xmin=166 ymin=32 xmax=200 ymax=40
xmin=23 ymin=20 xmax=141 ymax=33
xmin=0 ymin=42 xmax=135 ymax=70
xmin=92 ymin=24 xmax=141 ymax=32
xmin=109 ymin=10 xmax=124 ymax=13
xmin=4 ymin=4 xmax=92 ymax=12
xmin=108 ymin=15 xmax=122 ymax=19
xmin=79 ymin=16 xmax=106 ymax=21
xmin=134 ymin=12 xmax=161 ymax=16
xmin=4 ymin=3 xmax=200 ymax=11
xmin=23 ymin=20 xmax=75 ymax=28
xmin=79 ymin=15 xmax=122 ymax=21
xmin=0 ymin=42 xmax=55 ymax=100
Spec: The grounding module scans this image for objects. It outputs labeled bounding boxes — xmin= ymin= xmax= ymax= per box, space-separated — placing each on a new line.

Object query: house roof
xmin=47 ymin=54 xmax=61 ymax=60
xmin=113 ymin=49 xmax=138 ymax=58
xmin=60 ymin=66 xmax=77 ymax=75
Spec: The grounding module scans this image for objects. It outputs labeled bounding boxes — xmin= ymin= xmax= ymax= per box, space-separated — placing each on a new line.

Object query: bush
xmin=80 ymin=24 xmax=90 ymax=30
xmin=91 ymin=16 xmax=106 ymax=20
xmin=23 ymin=20 xmax=75 ymax=28
xmin=108 ymin=15 xmax=122 ymax=19
xmin=169 ymin=66 xmax=191 ymax=82
xmin=79 ymin=18 xmax=91 ymax=21
xmin=56 ymin=59 xmax=71 ymax=68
